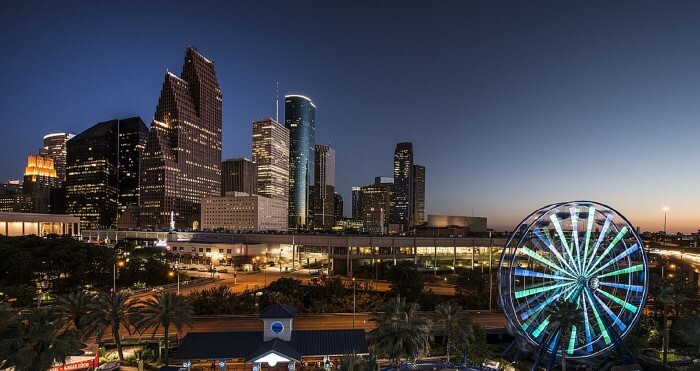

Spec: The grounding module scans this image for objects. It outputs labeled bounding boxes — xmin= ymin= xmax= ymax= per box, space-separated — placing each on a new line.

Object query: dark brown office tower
xmin=313 ymin=144 xmax=335 ymax=230
xmin=118 ymin=117 xmax=149 ymax=212
xmin=140 ymin=47 xmax=222 ymax=229
xmin=334 ymin=192 xmax=343 ymax=221
xmin=361 ymin=177 xmax=394 ymax=234
xmin=412 ymin=164 xmax=425 ymax=226
xmin=222 ymin=158 xmax=257 ymax=196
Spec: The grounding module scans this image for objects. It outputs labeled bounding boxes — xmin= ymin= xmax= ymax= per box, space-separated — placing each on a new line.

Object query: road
xmin=139 ymin=265 xmax=457 ymax=298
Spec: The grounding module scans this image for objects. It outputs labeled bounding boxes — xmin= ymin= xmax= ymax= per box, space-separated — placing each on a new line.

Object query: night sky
xmin=2 ymin=1 xmax=700 ymax=232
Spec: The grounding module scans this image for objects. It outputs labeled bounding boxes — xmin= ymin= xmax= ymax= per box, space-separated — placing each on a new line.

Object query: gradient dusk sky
xmin=2 ymin=1 xmax=700 ymax=233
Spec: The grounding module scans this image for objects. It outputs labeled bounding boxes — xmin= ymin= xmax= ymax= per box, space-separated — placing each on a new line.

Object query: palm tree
xmin=545 ymin=299 xmax=583 ymax=371
xmin=55 ymin=291 xmax=93 ymax=335
xmin=368 ymin=296 xmax=433 ymax=369
xmin=434 ymin=302 xmax=473 ymax=364
xmin=136 ymin=292 xmax=194 ymax=362
xmin=0 ymin=307 xmax=82 ymax=371
xmin=82 ymin=290 xmax=140 ymax=361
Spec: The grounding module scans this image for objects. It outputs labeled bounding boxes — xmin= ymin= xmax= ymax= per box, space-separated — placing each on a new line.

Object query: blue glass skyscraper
xmin=285 ymin=95 xmax=316 ymax=230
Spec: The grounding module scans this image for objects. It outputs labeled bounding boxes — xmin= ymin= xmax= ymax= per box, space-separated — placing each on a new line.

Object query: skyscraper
xmin=222 ymin=158 xmax=257 ymax=196
xmin=66 ymin=120 xmax=119 ymax=228
xmin=22 ymin=155 xmax=58 ymax=213
xmin=40 ymin=133 xmax=75 ymax=184
xmin=392 ymin=142 xmax=414 ymax=228
xmin=252 ymin=117 xmax=289 ymax=203
xmin=412 ymin=164 xmax=425 ymax=226
xmin=66 ymin=118 xmax=148 ymax=229
xmin=117 ymin=117 xmax=148 ymax=213
xmin=313 ymin=144 xmax=335 ymax=230
xmin=140 ymin=47 xmax=222 ymax=229
xmin=361 ymin=177 xmax=394 ymax=234
xmin=351 ymin=186 xmax=363 ymax=220
xmin=334 ymin=192 xmax=344 ymax=222
xmin=285 ymin=95 xmax=316 ymax=230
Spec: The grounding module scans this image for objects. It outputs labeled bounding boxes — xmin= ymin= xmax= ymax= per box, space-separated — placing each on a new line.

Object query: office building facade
xmin=313 ymin=144 xmax=335 ymax=230
xmin=140 ymin=47 xmax=222 ymax=229
xmin=40 ymin=133 xmax=75 ymax=184
xmin=66 ymin=118 xmax=148 ymax=229
xmin=285 ymin=95 xmax=315 ymax=230
xmin=361 ymin=177 xmax=393 ymax=234
xmin=351 ymin=186 xmax=362 ymax=220
xmin=66 ymin=120 xmax=120 ymax=229
xmin=222 ymin=158 xmax=257 ymax=196
xmin=412 ymin=164 xmax=425 ymax=225
xmin=201 ymin=192 xmax=287 ymax=232
xmin=252 ymin=118 xmax=289 ymax=203
xmin=392 ymin=142 xmax=413 ymax=229
xmin=22 ymin=155 xmax=58 ymax=214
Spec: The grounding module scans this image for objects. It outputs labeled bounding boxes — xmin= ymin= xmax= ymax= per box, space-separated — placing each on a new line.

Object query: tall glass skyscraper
xmin=412 ymin=164 xmax=425 ymax=225
xmin=392 ymin=142 xmax=414 ymax=229
xmin=285 ymin=95 xmax=315 ymax=230
xmin=40 ymin=133 xmax=75 ymax=185
xmin=252 ymin=118 xmax=289 ymax=203
xmin=140 ymin=47 xmax=222 ymax=229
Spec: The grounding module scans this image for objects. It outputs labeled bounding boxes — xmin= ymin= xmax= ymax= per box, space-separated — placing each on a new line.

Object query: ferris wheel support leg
xmin=531 ymin=329 xmax=560 ymax=371
xmin=499 ymin=340 xmax=516 ymax=358
xmin=587 ymin=292 xmax=638 ymax=367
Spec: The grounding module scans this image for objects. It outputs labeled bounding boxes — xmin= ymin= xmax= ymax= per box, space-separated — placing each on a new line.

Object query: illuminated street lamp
xmin=169 ymin=270 xmax=180 ymax=295
xmin=352 ymin=277 xmax=356 ymax=329
xmin=113 ymin=260 xmax=124 ymax=293
xmin=662 ymin=207 xmax=669 ymax=246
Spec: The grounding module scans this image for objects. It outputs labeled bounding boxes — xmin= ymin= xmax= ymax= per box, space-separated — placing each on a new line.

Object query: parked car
xmin=197 ymin=267 xmax=209 ymax=272
xmin=217 ymin=268 xmax=228 ymax=273
xmin=177 ymin=265 xmax=189 ymax=270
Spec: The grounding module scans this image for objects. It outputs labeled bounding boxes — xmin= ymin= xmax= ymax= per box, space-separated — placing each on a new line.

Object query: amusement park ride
xmin=498 ymin=201 xmax=648 ymax=370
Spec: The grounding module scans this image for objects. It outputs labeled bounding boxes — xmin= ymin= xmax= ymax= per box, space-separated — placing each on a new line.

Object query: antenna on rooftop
xmin=275 ymin=82 xmax=279 ymax=123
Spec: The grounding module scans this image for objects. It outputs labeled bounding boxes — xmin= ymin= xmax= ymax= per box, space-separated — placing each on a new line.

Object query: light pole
xmin=352 ymin=277 xmax=356 ymax=329
xmin=169 ymin=271 xmax=180 ymax=295
xmin=113 ymin=261 xmax=124 ymax=293
xmin=663 ymin=207 xmax=669 ymax=246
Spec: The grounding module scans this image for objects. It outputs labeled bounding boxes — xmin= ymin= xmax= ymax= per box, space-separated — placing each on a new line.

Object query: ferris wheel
xmin=498 ymin=201 xmax=648 ymax=362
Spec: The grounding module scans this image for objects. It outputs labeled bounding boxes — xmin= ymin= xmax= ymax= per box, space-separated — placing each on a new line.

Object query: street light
xmin=662 ymin=207 xmax=669 ymax=246
xmin=113 ymin=261 xmax=124 ymax=293
xmin=352 ymin=278 xmax=356 ymax=329
xmin=169 ymin=271 xmax=180 ymax=295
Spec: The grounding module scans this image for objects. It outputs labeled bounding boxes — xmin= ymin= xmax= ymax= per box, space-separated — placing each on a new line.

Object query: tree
xmin=673 ymin=315 xmax=700 ymax=354
xmin=137 ymin=292 xmax=194 ymax=362
xmin=82 ymin=290 xmax=140 ymax=361
xmin=0 ymin=307 xmax=82 ymax=371
xmin=386 ymin=262 xmax=424 ymax=303
xmin=55 ymin=291 xmax=93 ymax=335
xmin=545 ymin=299 xmax=583 ymax=371
xmin=467 ymin=323 xmax=492 ymax=365
xmin=368 ymin=296 xmax=432 ymax=369
xmin=435 ymin=302 xmax=473 ymax=364
xmin=454 ymin=268 xmax=488 ymax=309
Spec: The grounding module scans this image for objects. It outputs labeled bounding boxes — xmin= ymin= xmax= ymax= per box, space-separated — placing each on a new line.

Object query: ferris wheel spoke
xmin=519 ymin=284 xmax=577 ymax=321
xmin=581 ymin=294 xmax=593 ymax=352
xmin=587 ymin=244 xmax=639 ymax=277
xmin=550 ymin=214 xmax=579 ymax=275
xmin=520 ymin=246 xmax=575 ymax=278
xmin=570 ymin=207 xmax=583 ymax=273
xmin=534 ymin=229 xmax=577 ymax=274
xmin=531 ymin=315 xmax=550 ymax=338
xmin=597 ymin=263 xmax=644 ymax=279
xmin=514 ymin=267 xmax=575 ymax=281
xmin=567 ymin=325 xmax=578 ymax=355
xmin=597 ymin=281 xmax=644 ymax=293
xmin=514 ymin=281 xmax=575 ymax=299
xmin=582 ymin=207 xmax=596 ymax=271
xmin=595 ymin=288 xmax=639 ymax=314
xmin=591 ymin=290 xmax=627 ymax=331
xmin=584 ymin=215 xmax=612 ymax=272
xmin=584 ymin=289 xmax=612 ymax=345
xmin=585 ymin=226 xmax=628 ymax=275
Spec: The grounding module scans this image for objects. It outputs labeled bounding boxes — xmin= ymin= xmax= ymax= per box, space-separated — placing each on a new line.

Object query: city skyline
xmin=2 ymin=1 xmax=700 ymax=232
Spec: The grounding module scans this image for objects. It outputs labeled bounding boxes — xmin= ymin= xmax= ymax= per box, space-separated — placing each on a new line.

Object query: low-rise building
xmin=201 ymin=192 xmax=287 ymax=232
